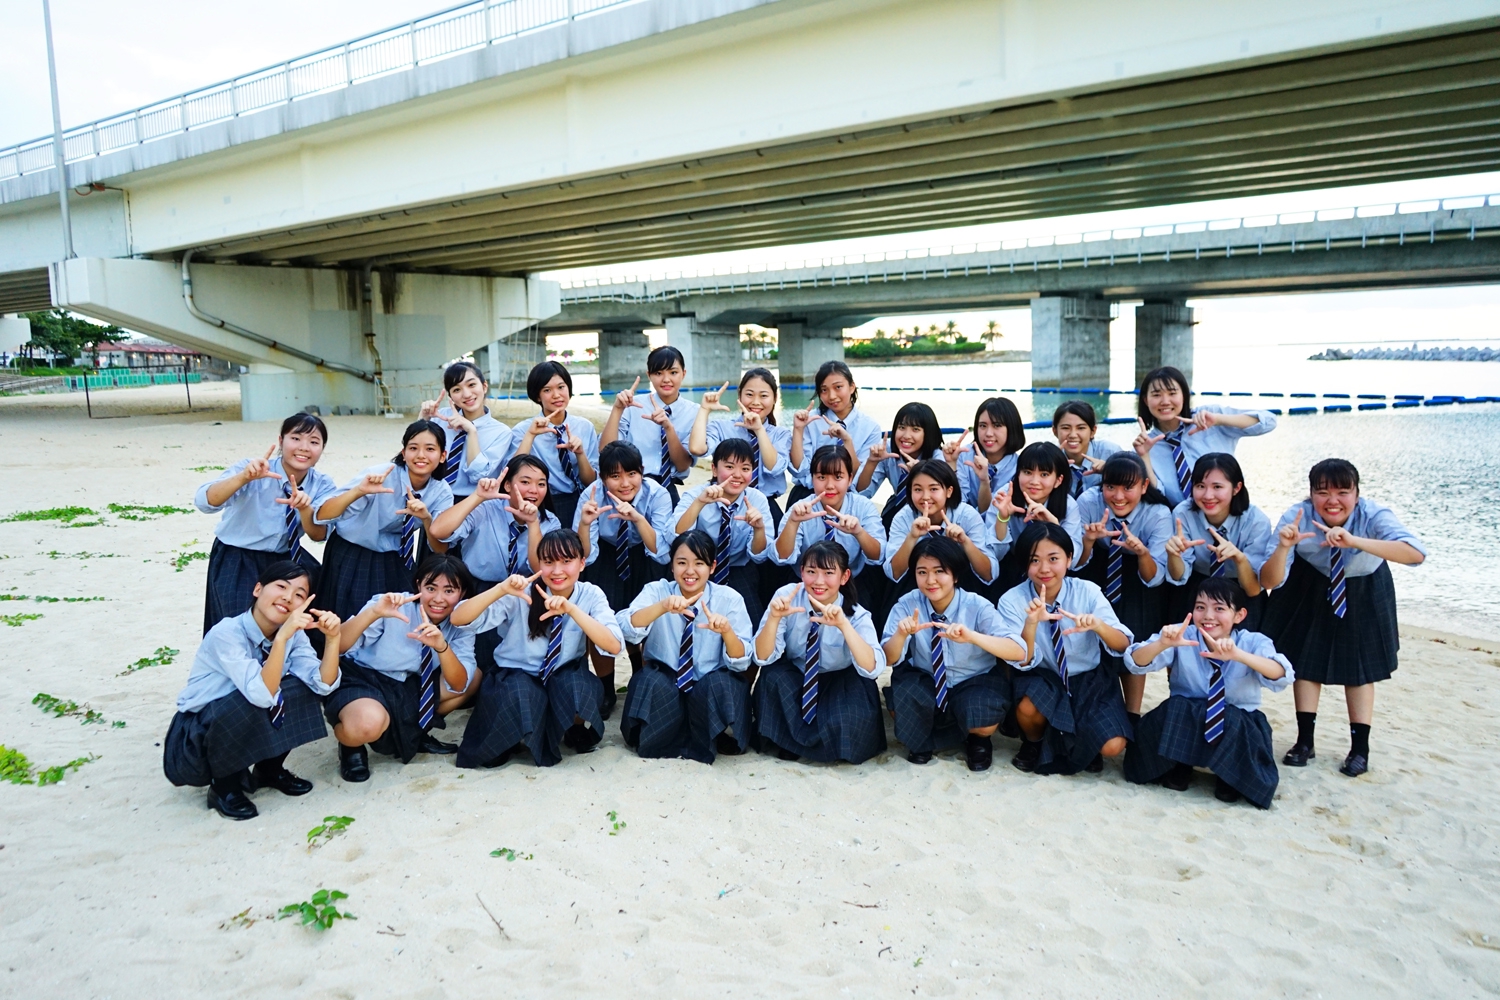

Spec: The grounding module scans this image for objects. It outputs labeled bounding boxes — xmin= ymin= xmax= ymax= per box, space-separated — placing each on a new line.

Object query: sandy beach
xmin=1 ymin=384 xmax=1498 ymax=999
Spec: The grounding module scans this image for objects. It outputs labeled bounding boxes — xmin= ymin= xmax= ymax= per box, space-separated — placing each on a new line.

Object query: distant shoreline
xmin=557 ymin=350 xmax=1031 ymax=375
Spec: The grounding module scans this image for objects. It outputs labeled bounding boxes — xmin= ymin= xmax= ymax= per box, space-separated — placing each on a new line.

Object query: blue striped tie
xmin=399 ymin=501 xmax=421 ymax=571
xmin=507 ymin=520 xmax=527 ymax=576
xmin=659 ymin=405 xmax=673 ymax=481
xmin=540 ymin=615 xmax=565 ymax=683
xmin=417 ymin=642 xmax=437 ymax=730
xmin=750 ymin=437 xmax=761 ymax=490
xmin=801 ymin=608 xmax=821 ymax=725
xmin=713 ymin=501 xmax=737 ymax=584
xmin=444 ymin=429 xmax=467 ymax=486
xmin=1165 ymin=431 xmax=1191 ymax=497
xmin=675 ymin=608 xmax=697 ymax=692
xmin=555 ymin=423 xmax=580 ymax=491
xmin=1203 ymin=643 xmax=1226 ymax=745
xmin=822 ymin=509 xmax=837 ymax=540
xmin=987 ymin=463 xmax=1000 ymax=495
xmin=1050 ymin=604 xmax=1070 ymax=694
xmin=282 ymin=479 xmax=302 ymax=554
xmin=1071 ymin=463 xmax=1087 ymax=498
xmin=613 ymin=517 xmax=632 ymax=582
xmin=891 ymin=464 xmax=909 ymax=508
xmin=930 ymin=612 xmax=950 ymax=711
xmin=1328 ymin=547 xmax=1348 ymax=619
xmin=260 ymin=640 xmax=285 ymax=729
xmin=1104 ymin=517 xmax=1124 ymax=605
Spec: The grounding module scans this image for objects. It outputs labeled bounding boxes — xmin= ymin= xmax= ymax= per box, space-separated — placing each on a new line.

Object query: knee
xmin=1101 ymin=736 xmax=1127 ymax=758
xmin=1015 ymin=697 xmax=1044 ymax=726
xmin=969 ymin=724 xmax=999 ymax=737
xmin=338 ymin=702 xmax=389 ymax=743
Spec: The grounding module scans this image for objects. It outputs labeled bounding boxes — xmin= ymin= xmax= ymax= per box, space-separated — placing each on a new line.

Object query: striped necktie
xmin=1328 ymin=546 xmax=1348 ymax=619
xmin=1208 ymin=515 xmax=1231 ymax=577
xmin=713 ymin=500 xmax=737 ymax=585
xmin=613 ymin=510 xmax=632 ymax=582
xmin=929 ymin=612 xmax=950 ymax=711
xmin=659 ymin=404 xmax=673 ymax=481
xmin=822 ymin=504 xmax=837 ymax=541
xmin=1203 ymin=637 xmax=1226 ymax=745
xmin=675 ymin=607 xmax=698 ymax=692
xmin=1164 ymin=430 xmax=1191 ymax=497
xmin=444 ymin=428 xmax=467 ymax=486
xmin=507 ymin=520 xmax=527 ymax=576
xmin=260 ymin=639 xmax=285 ymax=729
xmin=416 ymin=641 xmax=437 ymax=731
xmin=1049 ymin=603 xmax=1070 ymax=694
xmin=891 ymin=464 xmax=909 ymax=508
xmin=399 ymin=494 xmax=421 ymax=571
xmin=282 ymin=478 xmax=303 ymax=554
xmin=1070 ymin=463 xmax=1087 ymax=499
xmin=1104 ymin=516 xmax=1124 ymax=604
xmin=554 ymin=422 xmax=580 ymax=491
xmin=987 ymin=463 xmax=1001 ymax=494
xmin=750 ymin=436 xmax=761 ymax=490
xmin=540 ymin=615 xmax=565 ymax=683
xmin=801 ymin=607 xmax=821 ymax=725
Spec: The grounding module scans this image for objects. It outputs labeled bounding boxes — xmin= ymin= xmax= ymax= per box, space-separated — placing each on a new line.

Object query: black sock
xmin=210 ymin=772 xmax=242 ymax=795
xmin=1127 ymin=711 xmax=1141 ymax=725
xmin=1349 ymin=723 xmax=1371 ymax=757
xmin=254 ymin=751 xmax=289 ymax=776
xmin=1295 ymin=711 xmax=1317 ymax=748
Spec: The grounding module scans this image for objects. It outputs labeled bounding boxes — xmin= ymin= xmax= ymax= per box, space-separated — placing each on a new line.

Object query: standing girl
xmin=689 ymin=368 xmax=792 ymax=522
xmin=451 ymin=529 xmax=624 ymax=768
xmin=1260 ymin=459 xmax=1426 ymax=778
xmin=325 ymin=554 xmax=478 ymax=780
xmin=1163 ymin=453 xmax=1276 ymax=628
xmin=882 ymin=536 xmax=1025 ymax=771
xmin=670 ymin=438 xmax=774 ymax=625
xmin=514 ymin=361 xmax=598 ymax=527
xmin=618 ymin=530 xmax=755 ymax=763
xmin=164 ymin=561 xmax=342 ymax=820
xmin=858 ymin=401 xmax=945 ymax=530
xmin=420 ymin=361 xmax=515 ymax=504
xmin=885 ymin=460 xmax=998 ymax=606
xmin=1052 ymin=401 xmax=1122 ymax=499
xmin=988 ymin=441 xmax=1084 ymax=590
xmin=753 ymin=542 xmax=887 ymax=764
xmin=601 ymin=346 xmax=698 ymax=506
xmin=314 ymin=420 xmax=453 ymax=623
xmin=1132 ymin=366 xmax=1277 ymax=506
xmin=997 ymin=523 xmax=1134 ymax=775
xmin=196 ymin=413 xmax=338 ymax=633
xmin=788 ymin=360 xmax=882 ymax=507
xmin=952 ymin=396 xmax=1026 ymax=513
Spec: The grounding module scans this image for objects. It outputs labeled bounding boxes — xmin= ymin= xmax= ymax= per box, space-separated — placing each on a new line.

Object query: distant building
xmin=88 ymin=339 xmax=236 ymax=376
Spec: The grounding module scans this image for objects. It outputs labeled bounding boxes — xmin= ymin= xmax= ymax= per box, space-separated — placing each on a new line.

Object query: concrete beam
xmin=1135 ymin=300 xmax=1196 ymax=385
xmin=597 ymin=328 xmax=650 ymax=391
xmin=1031 ymin=295 xmax=1112 ymax=389
xmin=775 ymin=320 xmax=844 ymax=384
xmin=664 ymin=315 xmax=740 ymax=388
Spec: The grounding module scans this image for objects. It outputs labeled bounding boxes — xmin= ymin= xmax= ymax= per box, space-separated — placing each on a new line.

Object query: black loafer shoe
xmin=965 ymin=734 xmax=993 ymax=772
xmin=600 ymin=677 xmax=619 ymax=720
xmin=565 ymin=724 xmax=602 ymax=754
xmin=775 ymin=746 xmax=800 ymax=761
xmin=1282 ymin=742 xmax=1315 ymax=767
xmin=1085 ymin=753 xmax=1104 ymax=773
xmin=339 ymin=744 xmax=371 ymax=782
xmin=419 ymin=734 xmax=459 ymax=755
xmin=1010 ymin=740 xmax=1042 ymax=773
xmin=1339 ymin=752 xmax=1369 ymax=777
xmin=1160 ymin=762 xmax=1194 ymax=791
xmin=906 ymin=750 xmax=933 ymax=765
xmin=253 ymin=766 xmax=313 ymax=796
xmin=207 ymin=786 xmax=258 ymax=820
xmin=1214 ymin=776 xmax=1243 ymax=803
xmin=997 ymin=711 xmax=1020 ymax=740
xmin=715 ymin=732 xmax=745 ymax=757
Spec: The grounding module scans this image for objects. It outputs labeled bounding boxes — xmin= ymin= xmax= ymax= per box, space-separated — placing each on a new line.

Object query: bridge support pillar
xmin=597 ymin=328 xmax=651 ymax=391
xmin=664 ymin=316 xmax=740 ymax=388
xmin=775 ymin=320 xmax=844 ymax=385
xmin=1134 ymin=300 xmax=1196 ymax=386
xmin=1030 ymin=295 xmax=1112 ymax=388
xmin=474 ymin=328 xmax=548 ymax=395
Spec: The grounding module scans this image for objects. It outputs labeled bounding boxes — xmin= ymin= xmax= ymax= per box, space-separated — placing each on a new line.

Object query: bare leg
xmin=1293 ymin=678 xmax=1323 ymax=714
xmin=968 ymin=724 xmax=999 ymax=737
xmin=334 ymin=698 xmax=390 ymax=747
xmin=1101 ymin=735 xmax=1127 ymax=758
xmin=1015 ymin=696 xmax=1047 ymax=741
xmin=1345 ymin=684 xmax=1374 ymax=725
xmin=1120 ymin=673 xmax=1146 ymax=715
xmin=437 ymin=667 xmax=482 ymax=715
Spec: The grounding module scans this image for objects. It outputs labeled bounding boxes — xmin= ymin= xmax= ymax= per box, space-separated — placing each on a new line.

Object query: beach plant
xmin=188 ymin=465 xmax=227 ymax=473
xmin=278 ymin=889 xmax=355 ymax=931
xmin=0 ymin=746 xmax=34 ymax=784
xmin=108 ymin=503 xmax=194 ymax=521
xmin=36 ymin=754 xmax=98 ymax=785
xmin=0 ymin=506 xmax=97 ymax=524
xmin=1 ymin=613 xmax=43 ymax=627
xmin=172 ymin=551 xmax=209 ymax=572
xmin=44 ymin=551 xmax=122 ymax=560
xmin=607 ymin=810 xmax=627 ymax=836
xmin=118 ymin=646 xmax=179 ymax=676
xmin=32 ymin=692 xmax=109 ymax=726
xmin=307 ymin=815 xmax=355 ymax=849
xmin=489 ymin=847 xmax=533 ymax=861
xmin=1 ymin=595 xmax=108 ymax=603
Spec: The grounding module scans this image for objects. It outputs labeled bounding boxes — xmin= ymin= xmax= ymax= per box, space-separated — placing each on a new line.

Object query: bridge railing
xmin=0 ymin=0 xmax=641 ymax=182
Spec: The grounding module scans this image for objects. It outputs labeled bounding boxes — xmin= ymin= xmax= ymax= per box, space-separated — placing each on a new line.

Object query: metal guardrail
xmin=0 ymin=0 xmax=638 ymax=182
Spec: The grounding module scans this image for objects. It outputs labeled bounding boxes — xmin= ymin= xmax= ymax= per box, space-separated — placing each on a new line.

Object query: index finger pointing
xmin=264 ymin=443 xmax=277 ymax=460
xmin=297 ymin=594 xmax=316 ymax=612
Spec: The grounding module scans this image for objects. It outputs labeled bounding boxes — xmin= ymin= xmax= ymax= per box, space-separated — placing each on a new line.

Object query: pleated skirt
xmin=620 ymin=660 xmax=751 ymax=764
xmin=163 ymin=677 xmax=326 ymax=786
xmin=1012 ymin=665 xmax=1133 ymax=775
xmin=1124 ymin=696 xmax=1279 ymax=809
xmin=753 ymin=658 xmax=886 ymax=764
xmin=323 ymin=661 xmax=428 ymax=764
xmin=884 ymin=662 xmax=1009 ymax=755
xmin=456 ymin=657 xmax=600 ymax=768
xmin=581 ymin=538 xmax=666 ymax=613
xmin=203 ymin=539 xmax=321 ymax=635
xmin=315 ymin=533 xmax=411 ymax=626
xmin=1261 ymin=557 xmax=1400 ymax=686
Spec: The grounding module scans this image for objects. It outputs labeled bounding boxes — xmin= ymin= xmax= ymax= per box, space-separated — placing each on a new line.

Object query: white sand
xmin=2 ymin=385 xmax=1499 ymax=999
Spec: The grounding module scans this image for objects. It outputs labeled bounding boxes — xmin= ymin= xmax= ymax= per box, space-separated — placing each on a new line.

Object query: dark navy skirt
xmin=203 ymin=539 xmax=321 ymax=635
xmin=323 ymin=660 xmax=429 ymax=764
xmin=753 ymin=657 xmax=886 ymax=764
xmin=456 ymin=657 xmax=600 ymax=768
xmin=315 ymin=533 xmax=412 ymax=626
xmin=1261 ymin=556 xmax=1399 ymax=687
xmin=884 ymin=662 xmax=1009 ymax=755
xmin=1124 ymin=696 xmax=1279 ymax=809
xmin=582 ymin=539 xmax=666 ymax=614
xmin=717 ymin=561 xmax=767 ymax=631
xmin=1012 ymin=664 xmax=1133 ymax=775
xmin=620 ymin=660 xmax=751 ymax=764
xmin=163 ymin=677 xmax=327 ymax=786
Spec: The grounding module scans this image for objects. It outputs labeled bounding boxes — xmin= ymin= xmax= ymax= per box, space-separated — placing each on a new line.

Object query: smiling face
xmin=251 ymin=575 xmax=311 ymax=628
xmin=714 ymin=457 xmax=753 ymax=497
xmin=1145 ymin=378 xmax=1186 ymax=426
xmin=538 ymin=374 xmax=571 ymax=416
xmin=1311 ymin=483 xmax=1359 ymax=528
xmin=800 ymin=560 xmax=851 ymax=604
xmin=447 ymin=371 xmax=489 ymax=418
xmin=913 ymin=554 xmax=955 ymax=608
xmin=672 ymin=547 xmax=712 ymax=596
xmin=417 ymin=573 xmax=464 ymax=624
xmin=539 ymin=554 xmax=584 ymax=595
xmin=1192 ymin=468 xmax=1241 ymax=523
xmin=278 ymin=428 xmax=325 ymax=475
xmin=909 ymin=472 xmax=950 ymax=519
xmin=974 ymin=411 xmax=1009 ymax=459
xmin=649 ymin=363 xmax=685 ymax=403
xmin=1192 ymin=591 xmax=1247 ymax=639
xmin=892 ymin=421 xmax=925 ymax=458
xmin=1101 ymin=478 xmax=1145 ymax=518
xmin=1027 ymin=538 xmax=1070 ymax=596
xmin=817 ymin=373 xmax=854 ymax=417
xmin=403 ymin=431 xmax=445 ymax=485
xmin=507 ymin=463 xmax=550 ymax=507
xmin=602 ymin=467 xmax=642 ymax=503
xmin=1018 ymin=464 xmax=1063 ymax=503
xmin=812 ymin=464 xmax=850 ymax=509
xmin=1052 ymin=413 xmax=1093 ymax=461
xmin=738 ymin=376 xmax=776 ymax=419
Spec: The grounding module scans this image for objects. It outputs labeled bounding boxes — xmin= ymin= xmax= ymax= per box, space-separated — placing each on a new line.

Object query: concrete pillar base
xmin=1134 ymin=300 xmax=1196 ymax=386
xmin=775 ymin=320 xmax=844 ymax=384
xmin=598 ymin=328 xmax=650 ymax=391
xmin=1030 ymin=295 xmax=1113 ymax=388
xmin=474 ymin=328 xmax=548 ymax=396
xmin=241 ymin=368 xmax=377 ymax=422
xmin=664 ymin=316 xmax=741 ymax=388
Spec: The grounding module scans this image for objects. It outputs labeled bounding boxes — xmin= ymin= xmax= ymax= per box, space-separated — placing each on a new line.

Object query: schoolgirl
xmin=688 ymin=367 xmax=793 ymax=522
xmin=314 ymin=420 xmax=453 ymax=623
xmin=753 ymin=542 xmax=888 ymax=765
xmin=513 ymin=361 xmax=598 ymax=527
xmin=601 ymin=346 xmax=698 ymax=506
xmin=788 ymin=360 xmax=882 ymax=506
xmin=618 ymin=530 xmax=755 ymax=763
xmin=670 ymin=438 xmax=773 ymax=625
xmin=451 ymin=529 xmax=624 ymax=768
xmin=164 ymin=561 xmax=342 ymax=820
xmin=997 ymin=523 xmax=1134 ymax=775
xmin=987 ymin=441 xmax=1085 ymax=590
xmin=1132 ymin=366 xmax=1277 ymax=506
xmin=1073 ymin=453 xmax=1173 ymax=718
xmin=325 ymin=554 xmax=478 ymax=780
xmin=429 ymin=455 xmax=562 ymax=587
xmin=1124 ymin=579 xmax=1294 ymax=808
xmin=952 ymin=396 xmax=1026 ymax=512
xmin=857 ymin=401 xmax=945 ymax=529
xmin=881 ymin=536 xmax=1025 ymax=771
xmin=1260 ymin=459 xmax=1426 ymax=778
xmin=885 ymin=460 xmax=998 ymax=609
xmin=1052 ymin=401 xmax=1123 ymax=499
xmin=196 ymin=413 xmax=338 ymax=634
xmin=419 ymin=361 xmax=515 ymax=503
xmin=1164 ymin=453 xmax=1276 ymax=628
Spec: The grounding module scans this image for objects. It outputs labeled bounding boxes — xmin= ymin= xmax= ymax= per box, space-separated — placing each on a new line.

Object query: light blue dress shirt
xmin=793 ymin=406 xmax=883 ymax=488
xmin=319 ymin=464 xmax=454 ymax=552
xmin=616 ymin=392 xmax=700 ymax=482
xmin=885 ymin=502 xmax=999 ymax=583
xmin=669 ymin=485 xmax=774 ymax=566
xmin=753 ymin=584 xmax=885 ymax=678
xmin=1147 ymin=404 xmax=1278 ymax=505
xmin=1168 ymin=499 xmax=1277 ymax=582
xmin=573 ymin=478 xmax=673 ymax=567
xmin=619 ymin=581 xmax=753 ymax=676
xmin=517 ymin=412 xmax=600 ymax=496
xmin=1074 ymin=488 xmax=1172 ymax=586
xmin=986 ymin=494 xmax=1085 ymax=566
xmin=177 ymin=610 xmax=338 ymax=712
xmin=434 ymin=408 xmax=515 ymax=496
xmin=1271 ymin=497 xmax=1426 ymax=582
xmin=859 ymin=450 xmax=943 ymax=500
xmin=955 ymin=447 xmax=1018 ymax=510
xmin=195 ymin=457 xmax=339 ymax=552
xmin=444 ymin=497 xmax=562 ymax=581
xmin=703 ymin=419 xmax=794 ymax=497
xmin=342 ymin=594 xmax=477 ymax=693
xmin=996 ymin=577 xmax=1133 ymax=677
xmin=466 ymin=582 xmax=622 ymax=676
xmin=772 ymin=491 xmax=887 ymax=572
xmin=881 ymin=588 xmax=1018 ymax=684
xmin=1125 ymin=626 xmax=1293 ymax=710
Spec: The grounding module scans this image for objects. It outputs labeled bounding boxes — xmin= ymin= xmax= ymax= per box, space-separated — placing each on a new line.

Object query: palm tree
xmin=942 ymin=320 xmax=959 ymax=343
xmin=982 ymin=319 xmax=1003 ymax=350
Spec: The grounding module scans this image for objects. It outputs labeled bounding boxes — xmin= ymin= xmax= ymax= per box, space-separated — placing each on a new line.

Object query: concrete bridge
xmin=2 ymin=0 xmax=1499 ymax=416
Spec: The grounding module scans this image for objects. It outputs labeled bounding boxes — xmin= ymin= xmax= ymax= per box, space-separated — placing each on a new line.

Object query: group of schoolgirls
xmin=168 ymin=352 xmax=1425 ymax=820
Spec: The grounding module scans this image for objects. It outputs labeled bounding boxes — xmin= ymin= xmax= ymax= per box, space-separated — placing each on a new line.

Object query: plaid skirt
xmin=582 ymin=538 xmax=666 ymax=613
xmin=1261 ymin=556 xmax=1399 ymax=687
xmin=551 ymin=492 xmax=581 ymax=533
xmin=315 ymin=533 xmax=412 ymax=625
xmin=753 ymin=658 xmax=886 ymax=764
xmin=1163 ymin=570 xmax=1265 ymax=634
xmin=163 ymin=677 xmax=327 ymax=786
xmin=1075 ymin=543 xmax=1166 ymax=652
xmin=1013 ymin=664 xmax=1133 ymax=775
xmin=1124 ymin=696 xmax=1278 ymax=808
xmin=620 ymin=660 xmax=751 ymax=764
xmin=718 ymin=562 xmax=767 ymax=631
xmin=885 ymin=662 xmax=1009 ymax=755
xmin=456 ymin=658 xmax=598 ymax=768
xmin=203 ymin=539 xmax=321 ymax=635
xmin=323 ymin=661 xmax=429 ymax=764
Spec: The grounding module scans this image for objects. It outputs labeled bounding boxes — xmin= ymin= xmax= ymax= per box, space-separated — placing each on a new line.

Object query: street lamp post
xmin=42 ymin=0 xmax=75 ymax=260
